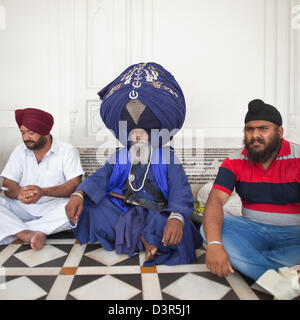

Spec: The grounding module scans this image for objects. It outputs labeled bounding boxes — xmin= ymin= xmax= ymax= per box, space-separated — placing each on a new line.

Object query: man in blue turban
xmin=65 ymin=62 xmax=202 ymax=265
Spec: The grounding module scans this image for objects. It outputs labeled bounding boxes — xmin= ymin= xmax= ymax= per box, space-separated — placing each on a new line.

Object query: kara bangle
xmin=71 ymin=192 xmax=84 ymax=200
xmin=68 ymin=220 xmax=78 ymax=229
xmin=168 ymin=212 xmax=185 ymax=228
xmin=207 ymin=241 xmax=223 ymax=247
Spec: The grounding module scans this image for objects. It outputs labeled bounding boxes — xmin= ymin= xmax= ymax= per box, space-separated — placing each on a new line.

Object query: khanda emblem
xmin=129 ymin=90 xmax=139 ymax=100
xmin=126 ymin=63 xmax=178 ymax=101
xmin=128 ymin=64 xmax=159 ymax=101
xmin=128 ymin=64 xmax=146 ymax=100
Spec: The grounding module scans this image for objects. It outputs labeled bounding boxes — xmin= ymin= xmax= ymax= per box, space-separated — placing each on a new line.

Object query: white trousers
xmin=0 ymin=196 xmax=71 ymax=245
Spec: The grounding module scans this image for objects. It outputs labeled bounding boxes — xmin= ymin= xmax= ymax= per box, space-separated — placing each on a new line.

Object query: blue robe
xmin=73 ymin=147 xmax=202 ymax=266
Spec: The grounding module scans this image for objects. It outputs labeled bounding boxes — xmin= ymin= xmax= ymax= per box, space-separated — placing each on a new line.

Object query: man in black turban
xmin=200 ymin=99 xmax=300 ymax=282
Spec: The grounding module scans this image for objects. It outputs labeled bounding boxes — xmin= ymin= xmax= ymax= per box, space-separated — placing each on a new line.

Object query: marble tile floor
xmin=0 ymin=231 xmax=273 ymax=300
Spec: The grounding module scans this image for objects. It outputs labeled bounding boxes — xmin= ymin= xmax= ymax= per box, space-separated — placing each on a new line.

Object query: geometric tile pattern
xmin=0 ymin=231 xmax=274 ymax=300
xmin=162 ymin=273 xmax=232 ymax=300
xmin=69 ymin=275 xmax=141 ymax=300
xmin=14 ymin=245 xmax=68 ymax=268
xmin=0 ymin=276 xmax=48 ymax=300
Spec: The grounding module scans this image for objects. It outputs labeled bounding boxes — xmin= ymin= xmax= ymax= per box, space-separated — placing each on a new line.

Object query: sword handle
xmin=109 ymin=191 xmax=125 ymax=200
xmin=109 ymin=191 xmax=142 ymax=206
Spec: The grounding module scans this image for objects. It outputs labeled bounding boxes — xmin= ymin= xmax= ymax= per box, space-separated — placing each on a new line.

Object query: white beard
xmin=129 ymin=141 xmax=151 ymax=164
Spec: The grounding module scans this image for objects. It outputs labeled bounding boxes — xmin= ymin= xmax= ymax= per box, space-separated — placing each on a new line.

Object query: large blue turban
xmin=98 ymin=62 xmax=186 ymax=145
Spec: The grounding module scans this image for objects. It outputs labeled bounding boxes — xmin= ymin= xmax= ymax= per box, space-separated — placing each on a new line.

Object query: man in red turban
xmin=0 ymin=107 xmax=84 ymax=250
xmin=14 ymin=108 xmax=54 ymax=152
xmin=15 ymin=107 xmax=54 ymax=136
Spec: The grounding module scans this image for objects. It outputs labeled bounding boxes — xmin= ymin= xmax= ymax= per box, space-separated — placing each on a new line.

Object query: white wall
xmin=0 ymin=0 xmax=299 ymax=170
xmin=0 ymin=0 xmax=74 ymax=171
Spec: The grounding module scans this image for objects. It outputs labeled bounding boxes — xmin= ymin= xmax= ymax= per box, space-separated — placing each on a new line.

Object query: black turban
xmin=244 ymin=99 xmax=282 ymax=126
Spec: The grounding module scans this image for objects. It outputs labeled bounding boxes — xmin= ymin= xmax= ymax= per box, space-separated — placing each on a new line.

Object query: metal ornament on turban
xmin=98 ymin=62 xmax=186 ymax=146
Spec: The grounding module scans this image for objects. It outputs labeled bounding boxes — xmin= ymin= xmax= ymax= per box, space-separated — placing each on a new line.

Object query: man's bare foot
xmin=141 ymin=236 xmax=158 ymax=261
xmin=30 ymin=232 xmax=46 ymax=251
xmin=13 ymin=230 xmax=46 ymax=251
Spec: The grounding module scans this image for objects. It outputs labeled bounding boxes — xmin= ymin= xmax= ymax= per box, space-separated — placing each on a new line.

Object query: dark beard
xmin=244 ymin=131 xmax=282 ymax=163
xmin=24 ymin=136 xmax=47 ymax=150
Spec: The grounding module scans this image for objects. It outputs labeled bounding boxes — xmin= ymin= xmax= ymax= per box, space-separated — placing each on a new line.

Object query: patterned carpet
xmin=0 ymin=230 xmax=274 ymax=301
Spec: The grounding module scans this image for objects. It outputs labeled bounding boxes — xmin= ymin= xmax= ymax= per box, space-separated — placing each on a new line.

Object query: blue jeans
xmin=200 ymin=216 xmax=300 ymax=281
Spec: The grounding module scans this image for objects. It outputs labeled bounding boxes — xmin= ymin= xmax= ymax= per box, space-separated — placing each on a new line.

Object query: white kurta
xmin=0 ymin=138 xmax=84 ymax=244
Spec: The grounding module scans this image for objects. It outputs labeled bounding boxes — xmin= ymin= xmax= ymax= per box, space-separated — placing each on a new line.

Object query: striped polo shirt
xmin=213 ymin=139 xmax=300 ymax=225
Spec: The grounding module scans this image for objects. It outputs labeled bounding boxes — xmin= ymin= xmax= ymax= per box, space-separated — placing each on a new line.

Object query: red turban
xmin=15 ymin=108 xmax=54 ymax=136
